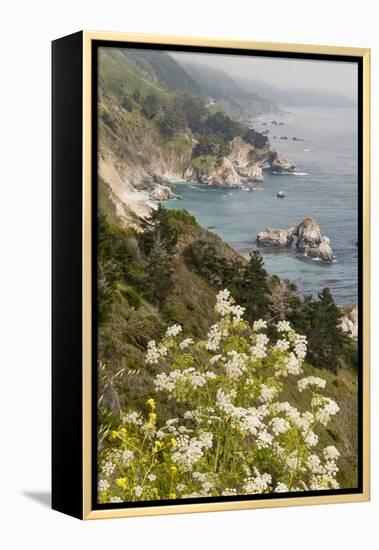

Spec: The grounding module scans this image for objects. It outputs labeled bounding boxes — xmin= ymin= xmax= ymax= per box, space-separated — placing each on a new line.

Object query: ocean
xmin=164 ymin=107 xmax=358 ymax=306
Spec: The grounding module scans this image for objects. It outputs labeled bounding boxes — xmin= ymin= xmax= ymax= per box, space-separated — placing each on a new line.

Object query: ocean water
xmin=164 ymin=107 xmax=358 ymax=306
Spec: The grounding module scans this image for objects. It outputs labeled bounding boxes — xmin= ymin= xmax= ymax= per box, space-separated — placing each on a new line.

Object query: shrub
xmin=123 ymin=287 xmax=142 ymax=310
xmin=98 ymin=289 xmax=341 ymax=503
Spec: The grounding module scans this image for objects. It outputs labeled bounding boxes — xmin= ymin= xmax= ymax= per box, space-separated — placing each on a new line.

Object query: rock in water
xmin=149 ymin=184 xmax=177 ymax=201
xmin=270 ymin=152 xmax=296 ymax=172
xmin=256 ymin=227 xmax=295 ymax=247
xmin=294 ymin=217 xmax=335 ymax=262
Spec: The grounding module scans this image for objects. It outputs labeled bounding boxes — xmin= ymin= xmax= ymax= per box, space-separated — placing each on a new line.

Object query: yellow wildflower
xmin=111 ymin=430 xmax=118 ymax=440
xmin=169 ymin=492 xmax=177 ymax=500
xmin=170 ymin=465 xmax=177 ymax=475
xmin=153 ymin=440 xmax=164 ymax=453
xmin=170 ymin=438 xmax=177 ymax=447
xmin=149 ymin=412 xmax=157 ymax=421
xmin=146 ymin=422 xmax=154 ymax=431
xmin=146 ymin=398 xmax=156 ymax=410
xmin=116 ymin=477 xmax=128 ymax=490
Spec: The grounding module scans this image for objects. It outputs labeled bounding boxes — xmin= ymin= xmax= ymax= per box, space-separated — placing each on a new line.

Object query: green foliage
xmin=192 ymin=134 xmax=231 ymax=159
xmin=121 ymin=94 xmax=134 ymax=111
xmin=290 ymin=289 xmax=352 ymax=372
xmin=158 ymin=98 xmax=187 ymax=139
xmin=139 ymin=206 xmax=180 ymax=308
xmin=141 ymin=93 xmax=163 ymax=119
xmin=243 ymin=128 xmax=269 ymax=149
xmin=205 ymin=111 xmax=246 ymax=141
xmin=122 ymin=287 xmax=142 ymax=310
xmin=99 ymin=107 xmax=117 ymax=133
xmin=178 ymin=93 xmax=207 ymax=133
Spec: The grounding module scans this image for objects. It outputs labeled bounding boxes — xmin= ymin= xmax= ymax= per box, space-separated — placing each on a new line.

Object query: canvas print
xmin=96 ymin=45 xmax=360 ymax=506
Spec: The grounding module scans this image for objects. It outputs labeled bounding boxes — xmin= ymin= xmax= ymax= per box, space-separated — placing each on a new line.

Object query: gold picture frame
xmin=52 ymin=31 xmax=370 ymax=520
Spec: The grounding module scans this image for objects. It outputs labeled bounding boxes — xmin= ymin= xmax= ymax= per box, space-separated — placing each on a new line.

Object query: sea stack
xmin=256 ymin=227 xmax=295 ymax=247
xmin=294 ymin=217 xmax=335 ymax=262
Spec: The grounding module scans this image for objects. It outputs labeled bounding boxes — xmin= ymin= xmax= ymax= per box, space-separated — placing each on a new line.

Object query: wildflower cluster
xmin=98 ymin=289 xmax=341 ymax=503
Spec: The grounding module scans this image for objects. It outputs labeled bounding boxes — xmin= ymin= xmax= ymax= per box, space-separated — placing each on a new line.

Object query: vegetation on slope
xmin=98 ymin=206 xmax=358 ymax=491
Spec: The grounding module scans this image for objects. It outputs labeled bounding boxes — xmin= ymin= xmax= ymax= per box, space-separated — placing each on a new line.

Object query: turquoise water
xmin=164 ymin=107 xmax=358 ymax=306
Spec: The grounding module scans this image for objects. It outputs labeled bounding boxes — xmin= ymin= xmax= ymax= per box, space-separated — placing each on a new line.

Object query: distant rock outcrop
xmin=149 ymin=184 xmax=178 ymax=201
xmin=270 ymin=152 xmax=296 ymax=172
xmin=257 ymin=227 xmax=294 ymax=247
xmin=294 ymin=217 xmax=335 ymax=262
xmin=256 ymin=217 xmax=335 ymax=263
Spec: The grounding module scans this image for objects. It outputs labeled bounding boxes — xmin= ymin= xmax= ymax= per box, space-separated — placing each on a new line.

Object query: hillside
xmin=172 ymin=58 xmax=278 ymax=119
xmin=98 ymin=206 xmax=358 ymax=489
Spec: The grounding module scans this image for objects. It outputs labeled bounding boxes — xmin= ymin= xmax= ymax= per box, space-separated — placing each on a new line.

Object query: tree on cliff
xmin=237 ymin=251 xmax=271 ymax=322
xmin=140 ymin=205 xmax=179 ymax=308
xmin=293 ymin=288 xmax=351 ymax=372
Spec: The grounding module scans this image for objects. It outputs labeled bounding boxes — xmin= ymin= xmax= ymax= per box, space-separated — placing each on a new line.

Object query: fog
xmin=170 ymin=51 xmax=358 ymax=101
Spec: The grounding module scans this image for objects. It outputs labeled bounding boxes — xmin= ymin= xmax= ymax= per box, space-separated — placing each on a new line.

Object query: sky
xmin=171 ymin=51 xmax=358 ymax=100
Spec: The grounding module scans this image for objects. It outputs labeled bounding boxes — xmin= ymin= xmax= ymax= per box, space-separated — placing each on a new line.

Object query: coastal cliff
xmin=98 ymin=47 xmax=295 ymax=224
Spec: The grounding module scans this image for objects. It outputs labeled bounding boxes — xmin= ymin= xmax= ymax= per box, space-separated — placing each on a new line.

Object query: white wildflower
xmin=123 ymin=411 xmax=142 ymax=425
xmin=277 ymin=320 xmax=291 ymax=333
xmin=298 ymin=376 xmax=327 ymax=392
xmin=253 ymin=319 xmax=267 ymax=331
xmin=206 ymin=324 xmax=223 ymax=351
xmin=259 ymin=384 xmax=278 ymax=403
xmin=270 ymin=417 xmax=291 ymax=436
xmin=274 ymin=482 xmax=289 ymax=493
xmin=145 ymin=340 xmax=167 ymax=365
xmin=98 ymin=479 xmax=110 ymax=492
xmin=251 ymin=333 xmax=269 ymax=359
xmin=166 ymin=324 xmax=182 ymax=338
xmin=121 ymin=450 xmax=134 ymax=466
xmin=243 ymin=469 xmax=272 ymax=494
xmin=323 ymin=445 xmax=340 ymax=461
xmin=274 ymin=339 xmax=290 ymax=352
xmin=179 ymin=337 xmax=194 ymax=350
xmin=224 ymin=350 xmax=247 ymax=379
xmin=134 ymin=486 xmax=143 ymax=497
xmin=109 ymin=496 xmax=123 ymax=503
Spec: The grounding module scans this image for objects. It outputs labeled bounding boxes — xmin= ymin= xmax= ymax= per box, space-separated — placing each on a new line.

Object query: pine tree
xmin=296 ymin=288 xmax=350 ymax=372
xmin=237 ymin=251 xmax=271 ymax=322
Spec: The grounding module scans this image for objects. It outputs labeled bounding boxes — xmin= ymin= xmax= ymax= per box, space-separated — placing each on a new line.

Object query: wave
xmin=272 ymin=171 xmax=308 ymax=176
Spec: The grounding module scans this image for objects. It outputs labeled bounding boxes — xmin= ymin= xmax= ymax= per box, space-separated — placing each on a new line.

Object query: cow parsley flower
xmin=298 ymin=376 xmax=327 ymax=392
xmin=274 ymin=482 xmax=289 ymax=493
xmin=166 ymin=324 xmax=182 ymax=338
xmin=134 ymin=486 xmax=143 ymax=497
xmin=323 ymin=445 xmax=340 ymax=461
xmin=206 ymin=324 xmax=223 ymax=351
xmin=224 ymin=350 xmax=247 ymax=379
xmin=109 ymin=496 xmax=123 ymax=503
xmin=243 ymin=469 xmax=272 ymax=494
xmin=98 ymin=479 xmax=110 ymax=492
xmin=259 ymin=384 xmax=278 ymax=403
xmin=253 ymin=319 xmax=267 ymax=331
xmin=277 ymin=320 xmax=291 ymax=333
xmin=179 ymin=338 xmax=194 ymax=350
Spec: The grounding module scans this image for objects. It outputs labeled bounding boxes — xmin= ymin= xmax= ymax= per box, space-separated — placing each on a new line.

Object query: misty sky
xmin=171 ymin=51 xmax=358 ymax=100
